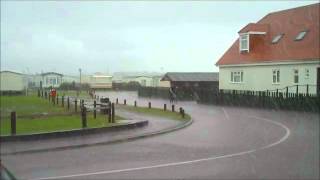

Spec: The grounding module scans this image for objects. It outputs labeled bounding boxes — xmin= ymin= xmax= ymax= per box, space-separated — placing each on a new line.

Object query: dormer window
xmin=272 ymin=33 xmax=284 ymax=44
xmin=239 ymin=33 xmax=249 ymax=52
xmin=295 ymin=30 xmax=308 ymax=41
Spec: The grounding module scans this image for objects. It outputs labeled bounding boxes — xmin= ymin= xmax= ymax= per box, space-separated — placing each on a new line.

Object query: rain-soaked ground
xmin=1 ymin=90 xmax=319 ymax=179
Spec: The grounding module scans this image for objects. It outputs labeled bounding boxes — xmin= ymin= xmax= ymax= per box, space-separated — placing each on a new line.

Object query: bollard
xmin=124 ymin=99 xmax=126 ymax=105
xmin=108 ymin=102 xmax=112 ymax=123
xmin=81 ymin=107 xmax=87 ymax=128
xmin=179 ymin=107 xmax=183 ymax=114
xmin=81 ymin=99 xmax=84 ymax=110
xmin=134 ymin=101 xmax=137 ymax=107
xmin=94 ymin=100 xmax=97 ymax=119
xmin=111 ymin=103 xmax=115 ymax=123
xmin=116 ymin=98 xmax=118 ymax=104
xmin=172 ymin=104 xmax=175 ymax=112
xmin=11 ymin=111 xmax=16 ymax=135
xmin=67 ymin=97 xmax=70 ymax=110
xmin=148 ymin=102 xmax=151 ymax=109
xmin=75 ymin=99 xmax=78 ymax=112
xmin=164 ymin=104 xmax=167 ymax=111
xmin=181 ymin=109 xmax=185 ymax=119
xmin=62 ymin=96 xmax=64 ymax=107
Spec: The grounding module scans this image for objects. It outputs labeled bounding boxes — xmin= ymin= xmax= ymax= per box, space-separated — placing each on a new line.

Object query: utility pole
xmin=79 ymin=68 xmax=82 ymax=93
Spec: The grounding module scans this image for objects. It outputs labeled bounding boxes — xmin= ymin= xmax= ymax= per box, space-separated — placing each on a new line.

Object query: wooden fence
xmin=196 ymin=86 xmax=319 ymax=112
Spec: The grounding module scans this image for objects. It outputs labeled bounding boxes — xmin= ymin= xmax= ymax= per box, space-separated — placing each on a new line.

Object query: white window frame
xmin=230 ymin=71 xmax=243 ymax=83
xmin=305 ymin=68 xmax=310 ymax=79
xmin=293 ymin=69 xmax=299 ymax=84
xmin=239 ymin=33 xmax=249 ymax=52
xmin=272 ymin=69 xmax=280 ymax=84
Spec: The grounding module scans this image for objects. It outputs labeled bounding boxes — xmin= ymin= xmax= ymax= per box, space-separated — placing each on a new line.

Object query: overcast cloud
xmin=1 ymin=1 xmax=317 ymax=75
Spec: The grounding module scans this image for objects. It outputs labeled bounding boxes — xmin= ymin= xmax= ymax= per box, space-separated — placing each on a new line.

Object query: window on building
xmin=239 ymin=34 xmax=249 ymax=52
xmin=231 ymin=71 xmax=243 ymax=83
xmin=272 ymin=34 xmax=284 ymax=44
xmin=295 ymin=30 xmax=308 ymax=41
xmin=294 ymin=69 xmax=299 ymax=83
xmin=305 ymin=69 xmax=310 ymax=79
xmin=272 ymin=69 xmax=280 ymax=83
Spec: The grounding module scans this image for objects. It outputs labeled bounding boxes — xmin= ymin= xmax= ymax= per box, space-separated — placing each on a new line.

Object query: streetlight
xmin=79 ymin=68 xmax=82 ymax=94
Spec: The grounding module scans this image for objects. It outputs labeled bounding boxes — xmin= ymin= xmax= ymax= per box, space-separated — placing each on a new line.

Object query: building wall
xmin=0 ymin=72 xmax=25 ymax=91
xmin=89 ymin=76 xmax=112 ymax=89
xmin=219 ymin=61 xmax=319 ymax=94
xmin=42 ymin=74 xmax=63 ymax=88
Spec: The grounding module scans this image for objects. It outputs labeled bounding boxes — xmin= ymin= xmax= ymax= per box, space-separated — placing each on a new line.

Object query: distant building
xmin=0 ymin=70 xmax=27 ymax=94
xmin=216 ymin=3 xmax=320 ymax=95
xmin=112 ymin=72 xmax=166 ymax=87
xmin=40 ymin=72 xmax=63 ymax=88
xmin=62 ymin=75 xmax=79 ymax=84
xmin=89 ymin=72 xmax=112 ymax=89
xmin=161 ymin=72 xmax=219 ymax=90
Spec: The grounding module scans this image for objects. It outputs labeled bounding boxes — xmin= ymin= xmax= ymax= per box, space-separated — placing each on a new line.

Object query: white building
xmin=40 ymin=72 xmax=63 ymax=88
xmin=89 ymin=72 xmax=112 ymax=89
xmin=0 ymin=71 xmax=27 ymax=93
xmin=216 ymin=4 xmax=320 ymax=95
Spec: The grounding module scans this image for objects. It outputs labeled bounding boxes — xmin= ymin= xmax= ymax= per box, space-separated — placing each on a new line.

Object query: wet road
xmin=2 ymin=91 xmax=319 ymax=179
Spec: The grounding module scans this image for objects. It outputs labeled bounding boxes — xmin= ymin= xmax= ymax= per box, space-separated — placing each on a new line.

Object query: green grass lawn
xmin=58 ymin=90 xmax=91 ymax=98
xmin=117 ymin=104 xmax=191 ymax=121
xmin=0 ymin=94 xmax=124 ymax=135
xmin=0 ymin=113 xmax=123 ymax=135
xmin=1 ymin=95 xmax=66 ymax=117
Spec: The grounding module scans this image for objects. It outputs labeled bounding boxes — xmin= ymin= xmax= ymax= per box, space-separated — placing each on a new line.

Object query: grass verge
xmin=0 ymin=113 xmax=123 ymax=135
xmin=117 ymin=104 xmax=191 ymax=121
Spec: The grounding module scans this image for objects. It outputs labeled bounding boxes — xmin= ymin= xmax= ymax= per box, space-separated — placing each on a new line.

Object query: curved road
xmin=2 ymin=91 xmax=319 ymax=179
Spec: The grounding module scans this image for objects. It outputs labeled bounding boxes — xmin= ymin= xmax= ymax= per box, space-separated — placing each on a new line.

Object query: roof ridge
xmin=257 ymin=3 xmax=319 ymax=24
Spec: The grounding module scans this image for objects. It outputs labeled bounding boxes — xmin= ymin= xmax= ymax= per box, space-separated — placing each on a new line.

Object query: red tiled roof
xmin=216 ymin=3 xmax=320 ymax=66
xmin=238 ymin=23 xmax=269 ymax=34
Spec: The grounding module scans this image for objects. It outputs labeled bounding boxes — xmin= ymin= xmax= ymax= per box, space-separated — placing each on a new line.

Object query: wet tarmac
xmin=1 ymin=91 xmax=319 ymax=179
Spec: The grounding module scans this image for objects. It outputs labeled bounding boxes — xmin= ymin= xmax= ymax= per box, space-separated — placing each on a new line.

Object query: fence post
xmin=148 ymin=102 xmax=151 ymax=109
xmin=286 ymin=87 xmax=289 ymax=98
xmin=179 ymin=107 xmax=182 ymax=114
xmin=134 ymin=101 xmax=137 ymax=107
xmin=38 ymin=89 xmax=41 ymax=97
xmin=124 ymin=99 xmax=126 ymax=105
xmin=276 ymin=89 xmax=279 ymax=98
xmin=11 ymin=111 xmax=16 ymax=135
xmin=116 ymin=98 xmax=118 ymax=104
xmin=49 ymin=94 xmax=51 ymax=102
xmin=75 ymin=99 xmax=77 ymax=112
xmin=62 ymin=96 xmax=64 ymax=107
xmin=306 ymin=84 xmax=309 ymax=96
xmin=111 ymin=103 xmax=115 ymax=123
xmin=56 ymin=94 xmax=59 ymax=105
xmin=94 ymin=100 xmax=96 ymax=119
xmin=164 ymin=104 xmax=167 ymax=111
xmin=108 ymin=102 xmax=112 ymax=123
xmin=181 ymin=108 xmax=185 ymax=119
xmin=296 ymin=85 xmax=299 ymax=95
xmin=81 ymin=107 xmax=87 ymax=128
xmin=67 ymin=97 xmax=70 ymax=110
xmin=172 ymin=104 xmax=175 ymax=112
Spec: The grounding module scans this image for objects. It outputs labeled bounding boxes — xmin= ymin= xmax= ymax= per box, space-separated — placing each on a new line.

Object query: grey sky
xmin=1 ymin=1 xmax=318 ymax=75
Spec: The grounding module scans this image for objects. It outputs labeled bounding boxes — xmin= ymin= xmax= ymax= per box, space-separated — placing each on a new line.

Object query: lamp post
xmin=79 ymin=68 xmax=82 ymax=94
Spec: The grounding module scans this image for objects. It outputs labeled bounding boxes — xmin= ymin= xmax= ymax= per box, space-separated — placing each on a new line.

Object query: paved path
xmin=1 ymin=91 xmax=319 ymax=179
